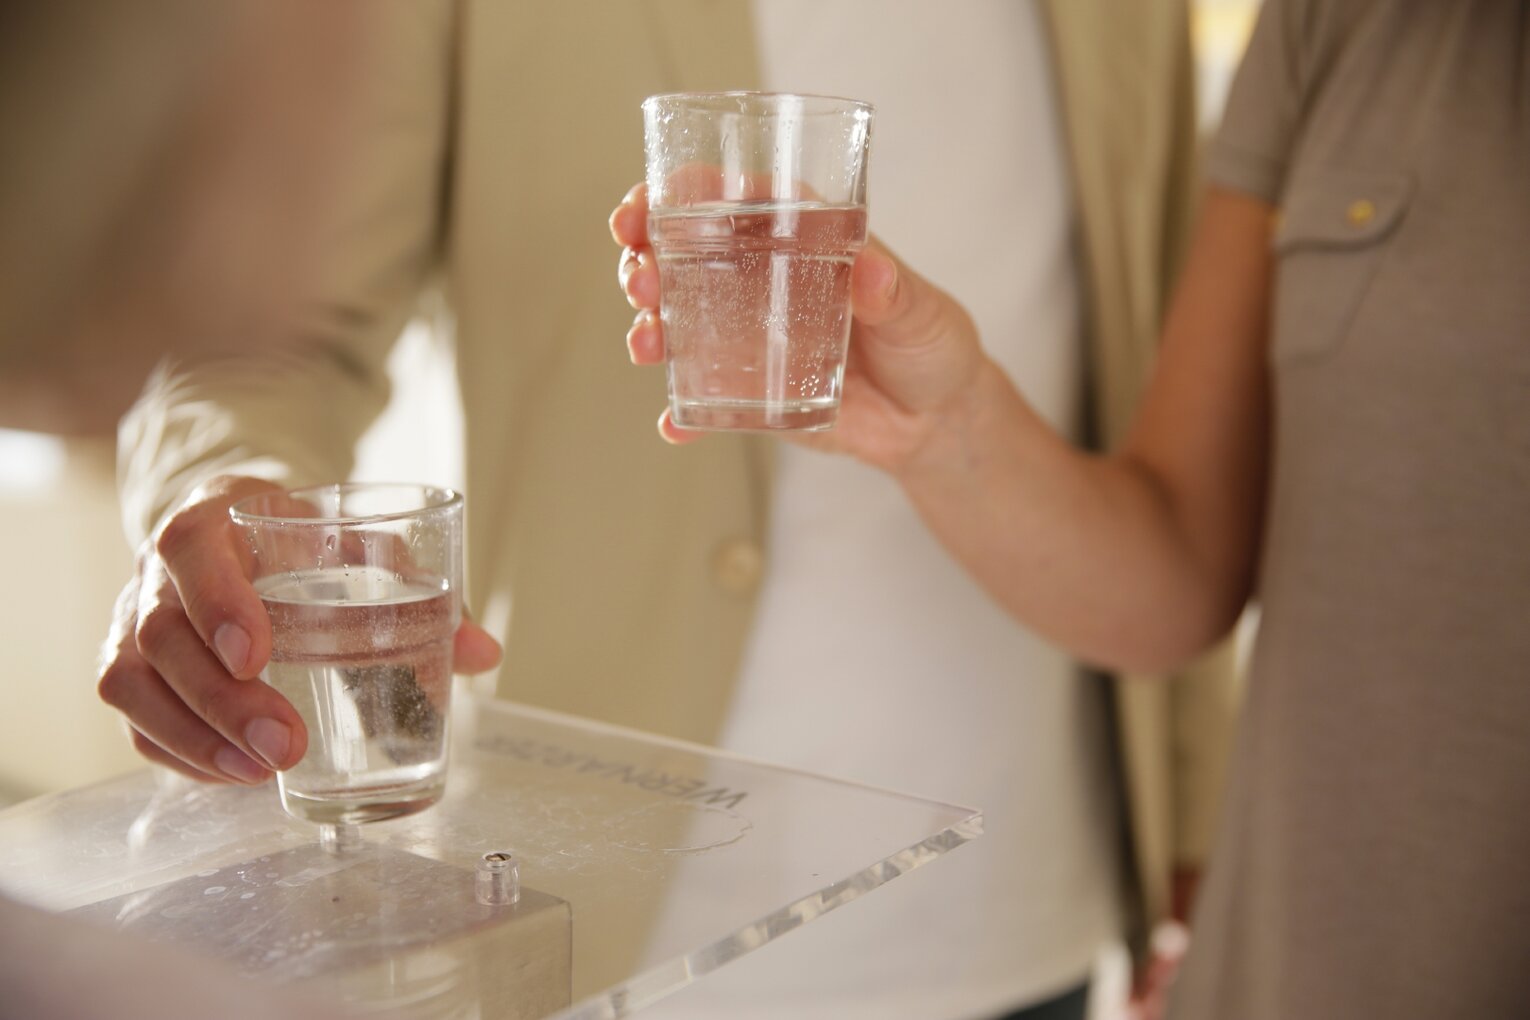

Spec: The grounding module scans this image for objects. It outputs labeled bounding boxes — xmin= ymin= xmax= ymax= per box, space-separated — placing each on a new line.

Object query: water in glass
xmin=258 ymin=566 xmax=453 ymax=824
xmin=653 ymin=200 xmax=868 ymax=430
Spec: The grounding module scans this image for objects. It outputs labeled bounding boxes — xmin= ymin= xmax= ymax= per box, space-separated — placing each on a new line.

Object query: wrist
xmin=889 ymin=356 xmax=1016 ymax=483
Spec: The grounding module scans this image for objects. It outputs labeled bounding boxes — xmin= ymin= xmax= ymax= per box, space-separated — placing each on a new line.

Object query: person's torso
xmin=1175 ymin=4 xmax=1530 ymax=1017
xmin=660 ymin=3 xmax=1124 ymax=1016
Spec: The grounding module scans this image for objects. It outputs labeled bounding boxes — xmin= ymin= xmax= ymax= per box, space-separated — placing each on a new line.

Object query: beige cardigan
xmin=120 ymin=0 xmax=1237 ymax=953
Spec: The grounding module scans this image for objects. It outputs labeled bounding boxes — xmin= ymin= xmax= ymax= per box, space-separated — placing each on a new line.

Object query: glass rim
xmin=642 ymin=90 xmax=874 ymax=117
xmin=229 ymin=482 xmax=462 ymax=527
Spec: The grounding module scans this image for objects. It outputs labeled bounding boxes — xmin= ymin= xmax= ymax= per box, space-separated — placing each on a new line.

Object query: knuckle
xmin=102 ymin=601 xmax=138 ymax=661
xmin=199 ymin=682 xmax=253 ymax=736
xmin=904 ymin=284 xmax=955 ymax=346
xmin=133 ymin=537 xmax=156 ymax=573
xmin=110 ymin=573 xmax=142 ymax=620
xmin=128 ymin=728 xmax=158 ymax=757
xmin=96 ymin=662 xmax=137 ymax=708
xmin=153 ymin=508 xmax=206 ymax=562
xmin=175 ymin=584 xmax=220 ymax=632
xmin=134 ymin=601 xmax=183 ymax=655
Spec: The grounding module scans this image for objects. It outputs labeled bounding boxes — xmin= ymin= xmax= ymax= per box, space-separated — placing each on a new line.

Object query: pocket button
xmin=1346 ymin=199 xmax=1377 ymax=227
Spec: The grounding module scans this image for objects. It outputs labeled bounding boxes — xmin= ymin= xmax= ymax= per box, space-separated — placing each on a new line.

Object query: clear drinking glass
xmin=642 ymin=91 xmax=873 ymax=431
xmin=230 ymin=484 xmax=464 ymax=825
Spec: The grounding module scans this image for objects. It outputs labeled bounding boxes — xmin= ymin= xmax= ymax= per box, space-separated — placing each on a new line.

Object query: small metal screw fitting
xmin=476 ymin=850 xmax=520 ymax=906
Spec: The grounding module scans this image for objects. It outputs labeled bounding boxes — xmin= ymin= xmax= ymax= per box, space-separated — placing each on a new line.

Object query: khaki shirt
xmin=1174 ymin=1 xmax=1530 ymax=1016
xmin=120 ymin=0 xmax=1237 ymax=951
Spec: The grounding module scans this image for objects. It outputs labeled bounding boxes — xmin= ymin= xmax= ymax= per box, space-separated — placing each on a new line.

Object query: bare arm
xmin=890 ymin=188 xmax=1272 ymax=671
xmin=613 ymin=185 xmax=1273 ymax=673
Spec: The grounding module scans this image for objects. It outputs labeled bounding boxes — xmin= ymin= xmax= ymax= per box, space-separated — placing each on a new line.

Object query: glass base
xmin=670 ymin=397 xmax=838 ymax=432
xmin=279 ymin=775 xmax=444 ymax=825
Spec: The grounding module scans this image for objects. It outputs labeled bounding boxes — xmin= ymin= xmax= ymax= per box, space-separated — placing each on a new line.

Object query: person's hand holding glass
xmin=629 ymin=92 xmax=986 ymax=442
xmin=98 ymin=475 xmax=502 ymax=819
xmin=612 ymin=176 xmax=987 ymax=475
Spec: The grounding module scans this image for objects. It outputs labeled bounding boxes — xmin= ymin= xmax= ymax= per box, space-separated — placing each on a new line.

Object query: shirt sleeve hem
xmin=1204 ymin=140 xmax=1286 ymax=204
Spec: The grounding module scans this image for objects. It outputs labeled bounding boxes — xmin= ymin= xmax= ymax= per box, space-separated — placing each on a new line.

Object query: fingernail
xmin=245 ymin=718 xmax=291 ymax=770
xmin=215 ymin=745 xmax=269 ymax=784
xmin=213 ymin=623 xmax=250 ymax=676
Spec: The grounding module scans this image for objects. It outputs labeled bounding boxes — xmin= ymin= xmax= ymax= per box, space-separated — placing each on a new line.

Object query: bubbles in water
xmin=652 ymin=201 xmax=862 ymax=428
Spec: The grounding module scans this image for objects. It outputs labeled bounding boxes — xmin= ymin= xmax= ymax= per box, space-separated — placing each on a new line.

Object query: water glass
xmin=230 ymin=484 xmax=463 ymax=825
xmin=643 ymin=91 xmax=873 ymax=431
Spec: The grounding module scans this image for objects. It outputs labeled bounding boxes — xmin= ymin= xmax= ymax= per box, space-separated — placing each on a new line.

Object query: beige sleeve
xmin=1168 ymin=636 xmax=1243 ymax=868
xmin=117 ymin=0 xmax=456 ymax=544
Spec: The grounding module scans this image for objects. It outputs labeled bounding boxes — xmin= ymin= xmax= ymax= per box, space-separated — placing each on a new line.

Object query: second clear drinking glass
xmin=230 ymin=484 xmax=464 ymax=825
xmin=642 ymin=91 xmax=873 ymax=431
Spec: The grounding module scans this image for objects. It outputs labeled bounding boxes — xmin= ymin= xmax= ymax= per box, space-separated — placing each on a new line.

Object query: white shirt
xmin=651 ymin=3 xmax=1122 ymax=1016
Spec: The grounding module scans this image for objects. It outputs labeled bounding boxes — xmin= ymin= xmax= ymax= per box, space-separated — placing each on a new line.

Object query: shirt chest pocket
xmin=1272 ymin=169 xmax=1412 ymax=362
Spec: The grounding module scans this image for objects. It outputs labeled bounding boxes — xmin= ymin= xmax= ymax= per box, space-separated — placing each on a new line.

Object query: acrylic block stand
xmin=0 ymin=697 xmax=981 ymax=1018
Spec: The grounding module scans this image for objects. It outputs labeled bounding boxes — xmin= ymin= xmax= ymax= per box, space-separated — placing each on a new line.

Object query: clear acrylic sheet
xmin=0 ymin=697 xmax=981 ymax=1018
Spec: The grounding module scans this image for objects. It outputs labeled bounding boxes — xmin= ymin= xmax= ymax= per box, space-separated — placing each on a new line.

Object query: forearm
xmin=894 ymin=360 xmax=1242 ymax=673
xmin=613 ymin=183 xmax=1271 ymax=664
xmin=889 ymin=191 xmax=1273 ymax=672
